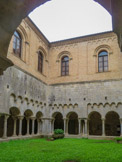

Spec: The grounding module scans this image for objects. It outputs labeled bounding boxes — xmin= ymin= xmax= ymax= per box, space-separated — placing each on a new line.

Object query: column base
xmin=2 ymin=136 xmax=7 ymax=139
xmin=82 ymin=134 xmax=88 ymax=138
xmin=102 ymin=134 xmax=105 ymax=136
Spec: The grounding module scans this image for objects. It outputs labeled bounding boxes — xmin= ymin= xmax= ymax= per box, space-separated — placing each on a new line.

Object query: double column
xmin=3 ymin=115 xmax=9 ymax=138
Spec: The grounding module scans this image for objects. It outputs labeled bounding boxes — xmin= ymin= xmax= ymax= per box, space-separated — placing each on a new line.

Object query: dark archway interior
xmin=68 ymin=113 xmax=78 ymax=135
xmin=7 ymin=116 xmax=14 ymax=137
xmin=89 ymin=112 xmax=102 ymax=135
xmin=105 ymin=111 xmax=120 ymax=136
xmin=22 ymin=117 xmax=27 ymax=135
xmin=16 ymin=119 xmax=19 ymax=136
xmin=29 ymin=119 xmax=32 ymax=134
xmin=34 ymin=119 xmax=38 ymax=134
xmin=0 ymin=116 xmax=4 ymax=137
xmin=54 ymin=113 xmax=64 ymax=130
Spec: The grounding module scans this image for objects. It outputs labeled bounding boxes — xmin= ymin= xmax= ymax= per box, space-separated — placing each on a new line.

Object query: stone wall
xmin=0 ymin=66 xmax=47 ymax=117
xmin=48 ymin=79 xmax=122 ymax=119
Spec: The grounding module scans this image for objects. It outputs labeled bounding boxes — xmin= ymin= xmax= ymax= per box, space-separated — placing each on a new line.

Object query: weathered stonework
xmin=0 ymin=17 xmax=122 ymax=140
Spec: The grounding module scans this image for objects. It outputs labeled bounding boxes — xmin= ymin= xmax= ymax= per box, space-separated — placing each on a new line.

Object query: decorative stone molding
xmin=94 ymin=44 xmax=113 ymax=57
xmin=56 ymin=51 xmax=73 ymax=62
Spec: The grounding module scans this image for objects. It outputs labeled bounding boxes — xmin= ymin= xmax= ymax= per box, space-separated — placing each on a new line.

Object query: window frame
xmin=61 ymin=56 xmax=69 ymax=76
xmin=38 ymin=51 xmax=43 ymax=74
xmin=13 ymin=31 xmax=22 ymax=58
xmin=98 ymin=51 xmax=108 ymax=72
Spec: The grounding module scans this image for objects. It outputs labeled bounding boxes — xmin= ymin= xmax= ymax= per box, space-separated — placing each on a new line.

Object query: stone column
xmin=13 ymin=117 xmax=17 ymax=137
xmin=102 ymin=118 xmax=105 ymax=136
xmin=63 ymin=118 xmax=67 ymax=134
xmin=31 ymin=117 xmax=36 ymax=135
xmin=120 ymin=118 xmax=122 ymax=136
xmin=37 ymin=119 xmax=41 ymax=134
xmin=26 ymin=118 xmax=30 ymax=136
xmin=49 ymin=119 xmax=52 ymax=134
xmin=3 ymin=115 xmax=9 ymax=139
xmin=78 ymin=118 xmax=81 ymax=135
xmin=18 ymin=116 xmax=23 ymax=136
xmin=52 ymin=118 xmax=55 ymax=134
xmin=66 ymin=119 xmax=69 ymax=135
xmin=84 ymin=119 xmax=88 ymax=137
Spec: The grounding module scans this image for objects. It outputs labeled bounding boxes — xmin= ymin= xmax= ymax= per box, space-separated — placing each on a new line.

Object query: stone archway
xmin=53 ymin=112 xmax=64 ymax=130
xmin=36 ymin=111 xmax=43 ymax=134
xmin=89 ymin=111 xmax=102 ymax=135
xmin=105 ymin=111 xmax=120 ymax=136
xmin=7 ymin=107 xmax=20 ymax=137
xmin=22 ymin=109 xmax=33 ymax=135
xmin=67 ymin=112 xmax=78 ymax=135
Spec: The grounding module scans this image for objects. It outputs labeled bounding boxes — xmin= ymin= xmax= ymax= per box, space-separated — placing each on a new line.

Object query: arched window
xmin=61 ymin=56 xmax=69 ymax=76
xmin=98 ymin=51 xmax=108 ymax=72
xmin=38 ymin=51 xmax=43 ymax=73
xmin=13 ymin=31 xmax=22 ymax=58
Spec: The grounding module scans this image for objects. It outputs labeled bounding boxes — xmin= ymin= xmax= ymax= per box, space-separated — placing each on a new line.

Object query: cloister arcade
xmin=0 ymin=109 xmax=122 ymax=140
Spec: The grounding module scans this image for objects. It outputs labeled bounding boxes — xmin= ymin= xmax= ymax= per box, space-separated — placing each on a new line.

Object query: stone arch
xmin=24 ymin=109 xmax=33 ymax=117
xmin=36 ymin=111 xmax=43 ymax=119
xmin=52 ymin=112 xmax=64 ymax=130
xmin=105 ymin=111 xmax=120 ymax=136
xmin=22 ymin=109 xmax=34 ymax=135
xmin=88 ymin=111 xmax=102 ymax=135
xmin=7 ymin=107 xmax=21 ymax=137
xmin=94 ymin=44 xmax=112 ymax=72
xmin=66 ymin=112 xmax=78 ymax=135
xmin=18 ymin=25 xmax=29 ymax=43
xmin=9 ymin=107 xmax=20 ymax=116
xmin=10 ymin=93 xmax=16 ymax=105
xmin=38 ymin=46 xmax=48 ymax=61
xmin=56 ymin=51 xmax=73 ymax=62
xmin=94 ymin=44 xmax=113 ymax=56
xmin=34 ymin=111 xmax=43 ymax=134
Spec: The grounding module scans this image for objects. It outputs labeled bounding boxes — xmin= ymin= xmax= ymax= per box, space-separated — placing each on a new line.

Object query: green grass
xmin=0 ymin=138 xmax=122 ymax=162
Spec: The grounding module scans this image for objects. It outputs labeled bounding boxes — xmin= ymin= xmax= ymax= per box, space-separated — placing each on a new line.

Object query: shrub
xmin=115 ymin=137 xmax=122 ymax=141
xmin=54 ymin=129 xmax=64 ymax=134
xmin=52 ymin=134 xmax=64 ymax=139
xmin=52 ymin=129 xmax=64 ymax=139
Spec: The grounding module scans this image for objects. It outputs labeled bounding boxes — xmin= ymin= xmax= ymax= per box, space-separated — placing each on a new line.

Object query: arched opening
xmin=0 ymin=116 xmax=4 ymax=138
xmin=89 ymin=112 xmax=102 ymax=135
xmin=7 ymin=107 xmax=20 ymax=137
xmin=67 ymin=112 xmax=78 ymax=135
xmin=22 ymin=109 xmax=33 ymax=135
xmin=36 ymin=111 xmax=43 ymax=134
xmin=53 ymin=112 xmax=64 ymax=130
xmin=105 ymin=111 xmax=120 ymax=136
xmin=22 ymin=117 xmax=27 ymax=135
xmin=7 ymin=116 xmax=14 ymax=137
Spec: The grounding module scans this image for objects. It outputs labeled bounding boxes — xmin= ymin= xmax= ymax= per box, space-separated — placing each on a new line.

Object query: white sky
xmin=29 ymin=0 xmax=112 ymax=42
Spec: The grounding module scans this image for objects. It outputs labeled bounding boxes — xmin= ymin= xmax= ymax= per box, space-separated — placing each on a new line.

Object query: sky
xmin=29 ymin=0 xmax=112 ymax=42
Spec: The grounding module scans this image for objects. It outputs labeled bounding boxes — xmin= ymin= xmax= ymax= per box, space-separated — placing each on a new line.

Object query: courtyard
xmin=0 ymin=138 xmax=122 ymax=162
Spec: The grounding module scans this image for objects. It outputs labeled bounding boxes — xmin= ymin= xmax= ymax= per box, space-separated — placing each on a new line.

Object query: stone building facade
xmin=0 ymin=17 xmax=122 ymax=140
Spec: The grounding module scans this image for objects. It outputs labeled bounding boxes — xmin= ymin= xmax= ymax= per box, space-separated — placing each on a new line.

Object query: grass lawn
xmin=0 ymin=138 xmax=122 ymax=162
